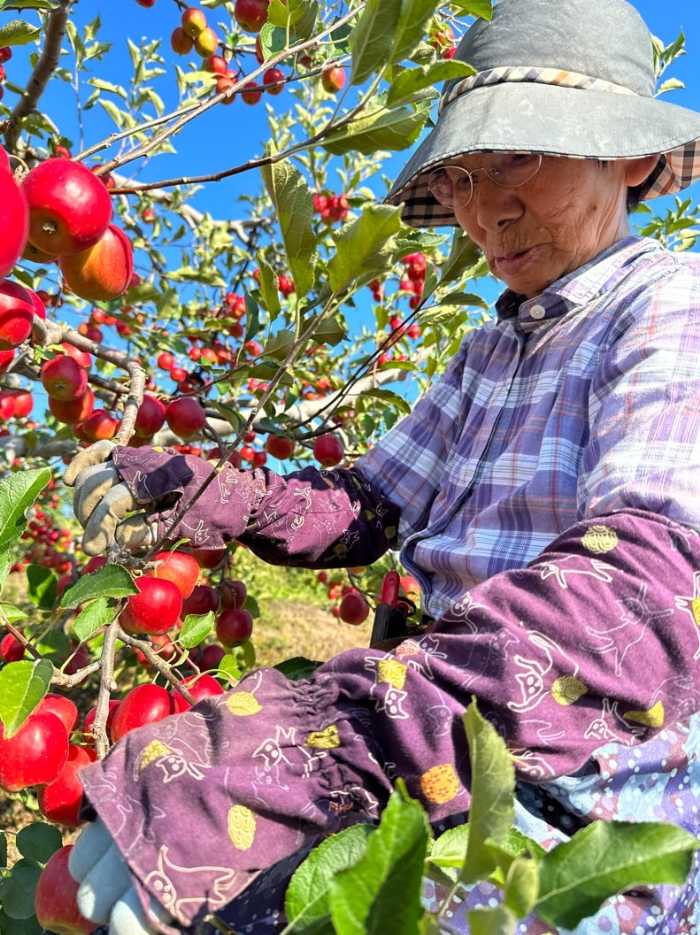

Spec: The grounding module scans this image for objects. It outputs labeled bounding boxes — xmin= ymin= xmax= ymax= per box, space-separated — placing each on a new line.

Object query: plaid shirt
xmin=356 ymin=234 xmax=700 ymax=620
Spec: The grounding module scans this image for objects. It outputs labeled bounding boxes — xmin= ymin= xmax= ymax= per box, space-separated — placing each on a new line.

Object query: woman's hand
xmin=68 ymin=819 xmax=175 ymax=934
xmin=64 ymin=441 xmax=157 ymax=555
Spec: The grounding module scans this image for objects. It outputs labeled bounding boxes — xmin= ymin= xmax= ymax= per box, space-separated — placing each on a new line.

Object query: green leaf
xmin=387 ymin=61 xmax=475 ymax=106
xmin=310 ymin=315 xmax=347 ymax=345
xmin=274 ymin=656 xmax=323 ymax=681
xmin=261 ymin=155 xmax=316 ymax=299
xmin=328 ymin=779 xmax=430 ymax=934
xmin=328 ymin=204 xmax=404 ymax=293
xmin=285 ymin=824 xmax=373 ymax=930
xmin=450 ymin=0 xmax=493 ymax=19
xmin=26 ymin=564 xmax=57 ymax=611
xmin=0 ymin=659 xmax=53 ymax=738
xmin=0 ymin=551 xmax=12 ymax=597
xmin=438 ymin=290 xmax=488 ymax=308
xmin=0 ymin=467 xmax=51 ymax=552
xmin=0 ymin=831 xmax=6 ymax=868
xmin=429 ymin=824 xmax=470 ymax=869
xmin=256 ymin=254 xmax=282 ymax=320
xmin=390 ymin=0 xmax=441 ymax=63
xmin=467 ymin=906 xmax=517 ymax=935
xmin=461 ymin=699 xmax=515 ymax=884
xmin=0 ymin=18 xmax=40 ymax=45
xmin=349 ymin=0 xmax=402 ymax=85
xmin=60 ymin=563 xmax=137 ymax=609
xmin=438 ymin=230 xmax=482 ymax=286
xmin=219 ymin=651 xmax=243 ymax=682
xmin=0 ymin=603 xmax=27 ymax=626
xmin=502 ymin=855 xmax=539 ymax=917
xmin=259 ymin=23 xmax=286 ymax=60
xmin=322 ymin=102 xmax=430 ymax=156
xmin=535 ymin=821 xmax=700 ymax=929
xmin=1 ymin=859 xmax=42 ymax=919
xmin=0 ymin=908 xmax=42 ymax=935
xmin=179 ymin=611 xmax=215 ymax=649
xmin=2 ymin=0 xmax=57 ymax=8
xmin=72 ymin=596 xmax=119 ymax=642
xmin=16 ymin=823 xmax=62 ymax=864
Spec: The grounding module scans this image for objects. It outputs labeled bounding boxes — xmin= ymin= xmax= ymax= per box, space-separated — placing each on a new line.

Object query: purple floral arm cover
xmin=77 ymin=506 xmax=700 ymax=932
xmin=111 ymin=447 xmax=400 ymax=566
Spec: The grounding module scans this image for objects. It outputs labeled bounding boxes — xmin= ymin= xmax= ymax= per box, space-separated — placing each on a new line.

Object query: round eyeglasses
xmin=427 ymin=153 xmax=543 ymax=209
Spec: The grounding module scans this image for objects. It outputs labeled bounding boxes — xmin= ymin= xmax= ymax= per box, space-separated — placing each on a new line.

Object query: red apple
xmin=11 ymin=389 xmax=32 ymax=418
xmin=321 ymin=65 xmax=346 ymax=93
xmin=41 ymin=354 xmax=88 ymax=401
xmin=0 ymin=710 xmax=68 ymax=792
xmin=338 ymin=589 xmax=370 ymax=625
xmin=219 ymin=578 xmax=246 ymax=609
xmin=0 ymin=631 xmax=24 ymax=662
xmin=38 ymin=744 xmax=95 ymax=827
xmin=197 ymin=643 xmax=226 ymax=670
xmin=216 ymin=607 xmax=253 ymax=646
xmin=60 ymin=224 xmax=134 ymax=302
xmin=120 ymin=575 xmax=183 ymax=636
xmin=0 ymin=278 xmax=38 ymax=349
xmin=34 ymin=845 xmax=97 ymax=934
xmin=234 ymin=0 xmax=268 ymax=32
xmin=23 ymin=157 xmax=112 ymax=256
xmin=83 ymin=698 xmax=120 ymax=738
xmin=313 ymin=433 xmax=344 ymax=467
xmin=110 ymin=683 xmax=172 ymax=743
xmin=169 ymin=673 xmax=224 ymax=713
xmin=134 ymin=393 xmax=166 ymax=437
xmin=165 ymin=396 xmax=206 ymax=438
xmin=0 ymin=163 xmax=28 ymax=278
xmin=188 ymin=546 xmax=227 ymax=569
xmin=170 ymin=26 xmax=193 ymax=54
xmin=263 ymin=66 xmax=285 ymax=94
xmin=37 ymin=693 xmax=79 ymax=734
xmin=49 ymin=387 xmax=94 ymax=425
xmin=194 ymin=27 xmax=218 ymax=56
xmin=157 ymin=351 xmax=174 ymax=370
xmin=182 ymin=7 xmax=207 ymax=37
xmin=61 ymin=340 xmax=92 ymax=369
xmin=264 ymin=434 xmax=295 ymax=459
xmin=182 ymin=583 xmax=219 ymax=617
xmin=77 ymin=408 xmax=119 ymax=442
xmin=151 ymin=549 xmax=200 ymax=599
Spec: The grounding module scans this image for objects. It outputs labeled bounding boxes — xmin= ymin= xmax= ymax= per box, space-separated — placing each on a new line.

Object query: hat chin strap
xmin=440 ymin=65 xmax=639 ymax=115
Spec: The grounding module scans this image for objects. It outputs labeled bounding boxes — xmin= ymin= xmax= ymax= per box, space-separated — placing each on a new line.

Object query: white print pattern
xmin=507 ymin=629 xmax=581 ymax=714
xmin=533 ymin=555 xmax=615 ymax=590
xmin=252 ymin=725 xmax=295 ymax=789
xmin=584 ymin=581 xmax=674 ymax=676
xmin=143 ymin=844 xmax=239 ymax=917
xmin=583 ymin=697 xmax=630 ymax=745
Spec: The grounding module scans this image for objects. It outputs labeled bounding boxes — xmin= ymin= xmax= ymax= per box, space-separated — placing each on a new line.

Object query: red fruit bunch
xmin=312 ymin=192 xmax=350 ymax=224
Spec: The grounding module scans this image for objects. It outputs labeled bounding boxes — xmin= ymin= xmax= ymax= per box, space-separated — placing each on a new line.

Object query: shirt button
xmin=530 ymin=304 xmax=546 ymax=320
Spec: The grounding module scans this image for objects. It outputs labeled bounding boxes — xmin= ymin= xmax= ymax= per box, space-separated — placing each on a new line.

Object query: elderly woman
xmin=67 ymin=0 xmax=700 ymax=932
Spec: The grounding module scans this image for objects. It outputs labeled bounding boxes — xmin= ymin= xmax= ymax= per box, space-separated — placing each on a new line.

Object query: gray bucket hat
xmin=387 ymin=0 xmax=700 ymax=228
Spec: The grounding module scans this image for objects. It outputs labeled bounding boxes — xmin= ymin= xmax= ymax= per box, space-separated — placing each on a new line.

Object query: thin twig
xmin=91 ymin=619 xmax=120 ymax=759
xmin=115 ymin=626 xmax=195 ymax=704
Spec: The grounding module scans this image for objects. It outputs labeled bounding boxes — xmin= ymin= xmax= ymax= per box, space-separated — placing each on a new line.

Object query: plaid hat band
xmin=440 ymin=66 xmax=639 ymax=115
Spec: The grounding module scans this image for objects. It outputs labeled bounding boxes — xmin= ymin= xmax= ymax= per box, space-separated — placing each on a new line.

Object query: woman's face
xmin=451 ymin=153 xmax=658 ymax=298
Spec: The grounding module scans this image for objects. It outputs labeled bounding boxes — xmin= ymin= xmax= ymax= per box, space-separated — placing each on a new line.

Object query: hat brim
xmin=387 ymin=82 xmax=700 ymax=227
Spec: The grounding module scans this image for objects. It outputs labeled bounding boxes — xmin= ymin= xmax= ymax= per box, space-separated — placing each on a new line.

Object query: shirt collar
xmin=494 ymin=235 xmax=663 ymax=332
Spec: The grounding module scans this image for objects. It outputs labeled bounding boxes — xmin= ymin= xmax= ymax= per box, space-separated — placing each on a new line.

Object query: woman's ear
xmin=624 ymin=155 xmax=660 ymax=187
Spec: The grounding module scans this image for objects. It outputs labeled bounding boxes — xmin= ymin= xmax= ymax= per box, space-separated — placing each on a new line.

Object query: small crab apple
xmin=321 ymin=65 xmax=346 ymax=93
xmin=241 ymin=81 xmax=263 ymax=104
xmin=41 ymin=354 xmax=88 ymax=401
xmin=194 ymin=27 xmax=219 ymax=57
xmin=182 ymin=7 xmax=207 ymax=38
xmin=49 ymin=387 xmax=94 ymax=425
xmin=120 ymin=575 xmax=183 ymax=636
xmin=110 ymin=684 xmax=172 ymax=743
xmin=157 ymin=351 xmax=174 ymax=370
xmin=34 ymin=845 xmax=96 ymax=934
xmin=23 ymin=157 xmax=112 ymax=256
xmin=338 ymin=589 xmax=370 ymax=625
xmin=0 ymin=279 xmax=38 ymax=349
xmin=169 ymin=673 xmax=224 ymax=713
xmin=0 ymin=631 xmax=24 ymax=662
xmin=0 ymin=163 xmax=28 ymax=279
xmin=263 ymin=66 xmax=285 ymax=94
xmin=313 ymin=433 xmax=344 ymax=467
xmin=234 ymin=0 xmax=268 ymax=32
xmin=264 ymin=434 xmax=295 ymax=459
xmin=216 ymin=607 xmax=253 ymax=647
xmin=0 ymin=709 xmax=68 ymax=792
xmin=152 ymin=549 xmax=200 ymax=599
xmin=165 ymin=396 xmax=207 ymax=439
xmin=83 ymin=699 xmax=120 ymax=739
xmin=205 ymin=54 xmax=228 ymax=74
xmin=219 ymin=578 xmax=247 ymax=610
xmin=171 ymin=27 xmax=193 ymax=54
xmin=134 ymin=393 xmax=166 ymax=437
xmin=78 ymin=408 xmax=119 ymax=442
xmin=60 ymin=224 xmax=134 ymax=302
xmin=37 ymin=693 xmax=79 ymax=734
xmin=182 ymin=583 xmax=220 ymax=616
xmin=38 ymin=744 xmax=95 ymax=827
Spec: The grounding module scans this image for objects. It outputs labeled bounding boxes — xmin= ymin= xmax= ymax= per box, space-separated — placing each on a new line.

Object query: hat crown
xmin=454 ymin=0 xmax=656 ymax=97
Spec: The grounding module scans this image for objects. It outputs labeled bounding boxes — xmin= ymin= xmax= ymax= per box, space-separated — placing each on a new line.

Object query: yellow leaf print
xmin=377 ymin=658 xmax=407 ymax=690
xmin=581 ymin=525 xmax=618 ymax=554
xmin=228 ymin=805 xmax=256 ymax=850
xmin=226 ymin=692 xmax=262 ymax=716
xmin=136 ymin=740 xmax=172 ymax=774
xmin=420 ymin=763 xmax=461 ymax=805
xmin=306 ymin=725 xmax=340 ymax=749
xmin=551 ymin=675 xmax=587 ymax=706
xmin=623 ymin=700 xmax=665 ymax=729
xmin=691 ymin=597 xmax=700 ymax=627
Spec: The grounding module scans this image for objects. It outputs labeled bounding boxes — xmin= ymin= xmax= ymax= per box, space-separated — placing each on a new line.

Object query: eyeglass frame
xmin=426 ymin=152 xmax=544 ymax=209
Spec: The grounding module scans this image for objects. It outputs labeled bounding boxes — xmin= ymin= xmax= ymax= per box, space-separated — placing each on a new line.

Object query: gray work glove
xmin=64 ymin=441 xmax=158 ymax=555
xmin=68 ymin=818 xmax=175 ymax=934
